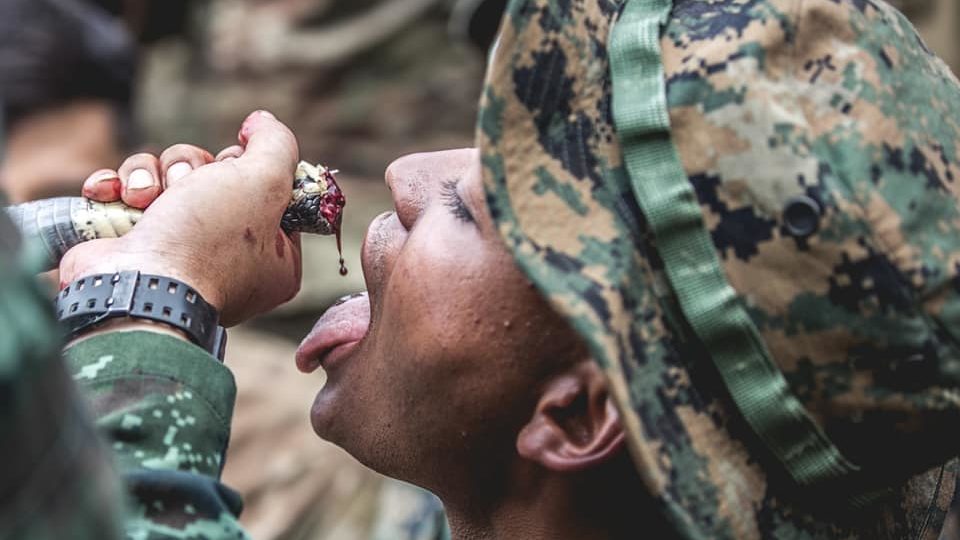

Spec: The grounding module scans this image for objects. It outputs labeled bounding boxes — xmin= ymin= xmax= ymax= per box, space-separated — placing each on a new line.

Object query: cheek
xmin=374 ymin=221 xmax=546 ymax=385
xmin=378 ymin=231 xmax=489 ymax=361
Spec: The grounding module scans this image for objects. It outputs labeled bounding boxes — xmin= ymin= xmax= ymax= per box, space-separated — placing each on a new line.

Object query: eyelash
xmin=441 ymin=180 xmax=475 ymax=224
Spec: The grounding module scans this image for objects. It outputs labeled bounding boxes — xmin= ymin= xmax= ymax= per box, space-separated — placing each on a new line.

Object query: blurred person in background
xmin=0 ymin=0 xmax=137 ymax=203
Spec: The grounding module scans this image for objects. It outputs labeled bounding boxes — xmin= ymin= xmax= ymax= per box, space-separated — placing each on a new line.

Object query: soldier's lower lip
xmin=318 ymin=340 xmax=361 ymax=370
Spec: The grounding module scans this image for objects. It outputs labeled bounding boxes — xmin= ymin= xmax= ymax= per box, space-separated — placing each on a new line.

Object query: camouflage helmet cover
xmin=479 ymin=0 xmax=960 ymax=537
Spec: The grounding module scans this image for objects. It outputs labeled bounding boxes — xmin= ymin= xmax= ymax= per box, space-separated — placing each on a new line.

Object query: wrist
xmin=66 ymin=317 xmax=191 ymax=349
xmin=112 ymin=246 xmax=225 ymax=312
xmin=60 ymin=237 xmax=226 ymax=313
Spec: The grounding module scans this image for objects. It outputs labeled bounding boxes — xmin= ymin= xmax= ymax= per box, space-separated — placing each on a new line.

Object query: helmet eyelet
xmin=783 ymin=196 xmax=822 ymax=238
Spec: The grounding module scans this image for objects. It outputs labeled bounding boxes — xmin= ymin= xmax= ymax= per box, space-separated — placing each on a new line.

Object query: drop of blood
xmin=336 ymin=228 xmax=348 ymax=276
xmin=320 ymin=168 xmax=349 ymax=277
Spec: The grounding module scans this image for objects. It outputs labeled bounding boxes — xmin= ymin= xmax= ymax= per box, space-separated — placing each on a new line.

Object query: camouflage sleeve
xmin=370 ymin=481 xmax=450 ymax=540
xmin=0 ymin=216 xmax=124 ymax=539
xmin=64 ymin=331 xmax=249 ymax=540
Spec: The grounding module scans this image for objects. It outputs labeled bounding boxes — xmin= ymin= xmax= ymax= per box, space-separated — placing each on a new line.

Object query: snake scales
xmin=5 ymin=161 xmax=346 ymax=271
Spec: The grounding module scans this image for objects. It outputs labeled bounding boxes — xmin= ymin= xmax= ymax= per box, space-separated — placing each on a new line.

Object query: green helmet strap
xmin=608 ymin=0 xmax=862 ymax=493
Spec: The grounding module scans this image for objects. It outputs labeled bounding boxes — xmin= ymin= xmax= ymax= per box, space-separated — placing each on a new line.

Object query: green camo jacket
xmin=1 ymin=209 xmax=246 ymax=539
xmin=65 ymin=332 xmax=246 ymax=540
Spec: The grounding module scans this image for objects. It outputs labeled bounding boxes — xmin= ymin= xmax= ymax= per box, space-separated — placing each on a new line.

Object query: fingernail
xmin=127 ymin=169 xmax=155 ymax=190
xmin=166 ymin=162 xmax=193 ymax=184
xmin=89 ymin=170 xmax=118 ymax=185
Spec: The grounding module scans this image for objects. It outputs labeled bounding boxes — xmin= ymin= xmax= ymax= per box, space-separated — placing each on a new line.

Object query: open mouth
xmin=295 ymin=292 xmax=371 ymax=373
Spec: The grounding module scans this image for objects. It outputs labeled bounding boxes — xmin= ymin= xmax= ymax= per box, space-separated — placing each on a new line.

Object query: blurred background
xmin=0 ymin=0 xmax=957 ymax=538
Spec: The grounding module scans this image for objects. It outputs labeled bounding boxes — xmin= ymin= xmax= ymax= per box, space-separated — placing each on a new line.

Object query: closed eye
xmin=441 ymin=180 xmax=475 ymax=224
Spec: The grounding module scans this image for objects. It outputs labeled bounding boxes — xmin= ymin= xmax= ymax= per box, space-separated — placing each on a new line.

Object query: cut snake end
xmin=282 ymin=161 xmax=346 ymax=235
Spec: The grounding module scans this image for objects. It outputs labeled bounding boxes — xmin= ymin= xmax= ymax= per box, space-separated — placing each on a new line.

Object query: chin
xmin=309 ymin=387 xmax=411 ymax=481
xmin=306 ymin=338 xmax=369 ymax=442
xmin=309 ymin=385 xmax=367 ymax=455
xmin=309 ymin=385 xmax=345 ymax=442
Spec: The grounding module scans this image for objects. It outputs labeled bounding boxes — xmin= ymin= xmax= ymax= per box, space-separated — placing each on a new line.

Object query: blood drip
xmin=319 ymin=168 xmax=349 ymax=277
xmin=336 ymin=228 xmax=348 ymax=276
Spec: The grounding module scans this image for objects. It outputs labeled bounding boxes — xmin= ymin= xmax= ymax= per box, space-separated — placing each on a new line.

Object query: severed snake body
xmin=5 ymin=161 xmax=347 ymax=273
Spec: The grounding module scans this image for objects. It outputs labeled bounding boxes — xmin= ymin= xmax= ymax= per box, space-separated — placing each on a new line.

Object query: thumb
xmin=236 ymin=110 xmax=300 ymax=201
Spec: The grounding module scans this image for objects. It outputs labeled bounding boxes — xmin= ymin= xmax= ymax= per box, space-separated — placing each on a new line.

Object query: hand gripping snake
xmin=4 ymin=161 xmax=347 ymax=272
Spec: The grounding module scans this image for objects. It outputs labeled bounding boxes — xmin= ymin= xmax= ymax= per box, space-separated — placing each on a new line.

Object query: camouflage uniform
xmin=0 ymin=209 xmax=123 ymax=538
xmin=65 ymin=332 xmax=246 ymax=539
xmin=1 ymin=203 xmax=245 ymax=538
xmin=370 ymin=481 xmax=450 ymax=540
xmin=481 ymin=0 xmax=960 ymax=538
xmin=4 ymin=1 xmax=960 ymax=539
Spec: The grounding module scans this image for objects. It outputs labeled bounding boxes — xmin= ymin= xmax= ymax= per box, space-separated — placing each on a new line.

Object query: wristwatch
xmin=56 ymin=270 xmax=227 ymax=361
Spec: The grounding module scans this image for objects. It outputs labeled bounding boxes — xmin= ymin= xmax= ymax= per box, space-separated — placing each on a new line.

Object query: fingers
xmin=236 ymin=111 xmax=299 ymax=206
xmin=117 ymin=153 xmax=162 ymax=209
xmin=82 ymin=169 xmax=122 ymax=202
xmin=216 ymin=145 xmax=244 ymax=162
xmin=84 ymin=145 xmax=216 ymax=204
xmin=159 ymin=144 xmax=216 ymax=189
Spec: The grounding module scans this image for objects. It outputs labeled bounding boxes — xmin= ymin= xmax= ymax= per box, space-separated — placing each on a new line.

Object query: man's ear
xmin=516 ymin=360 xmax=625 ymax=472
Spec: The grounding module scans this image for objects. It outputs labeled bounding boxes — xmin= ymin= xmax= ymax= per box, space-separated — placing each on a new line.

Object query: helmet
xmin=479 ymin=0 xmax=960 ymax=537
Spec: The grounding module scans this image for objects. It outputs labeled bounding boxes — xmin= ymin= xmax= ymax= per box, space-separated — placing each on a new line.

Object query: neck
xmin=445 ymin=496 xmax=621 ymax=540
xmin=441 ymin=455 xmax=645 ymax=540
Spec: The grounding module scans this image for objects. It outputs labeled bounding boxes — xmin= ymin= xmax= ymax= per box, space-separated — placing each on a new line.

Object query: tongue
xmin=296 ymin=293 xmax=370 ymax=373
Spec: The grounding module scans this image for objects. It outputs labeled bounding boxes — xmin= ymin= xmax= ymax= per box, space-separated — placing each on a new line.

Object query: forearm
xmin=65 ymin=330 xmax=249 ymax=539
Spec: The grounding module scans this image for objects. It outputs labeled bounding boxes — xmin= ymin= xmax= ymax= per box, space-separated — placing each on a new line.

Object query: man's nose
xmin=384 ymin=153 xmax=431 ymax=230
xmin=384 ymin=149 xmax=479 ymax=229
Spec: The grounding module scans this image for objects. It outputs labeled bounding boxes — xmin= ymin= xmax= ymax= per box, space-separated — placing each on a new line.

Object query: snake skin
xmin=5 ymin=161 xmax=343 ymax=271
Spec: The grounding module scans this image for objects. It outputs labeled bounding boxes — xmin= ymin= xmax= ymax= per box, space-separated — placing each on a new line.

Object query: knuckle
xmin=120 ymin=153 xmax=159 ymax=175
xmin=233 ymin=159 xmax=290 ymax=198
xmin=216 ymin=145 xmax=243 ymax=161
xmin=126 ymin=152 xmax=157 ymax=164
xmin=160 ymin=144 xmax=208 ymax=166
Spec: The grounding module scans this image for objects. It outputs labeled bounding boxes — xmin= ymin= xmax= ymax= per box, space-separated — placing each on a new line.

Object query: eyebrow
xmin=441 ymin=179 xmax=475 ymax=224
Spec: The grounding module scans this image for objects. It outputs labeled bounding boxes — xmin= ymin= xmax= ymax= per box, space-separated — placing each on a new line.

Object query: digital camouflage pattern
xmin=370 ymin=482 xmax=450 ymax=540
xmin=0 ymin=211 xmax=123 ymax=539
xmin=64 ymin=331 xmax=247 ymax=539
xmin=480 ymin=0 xmax=960 ymax=538
xmin=0 ymin=196 xmax=248 ymax=539
xmin=4 ymin=0 xmax=960 ymax=538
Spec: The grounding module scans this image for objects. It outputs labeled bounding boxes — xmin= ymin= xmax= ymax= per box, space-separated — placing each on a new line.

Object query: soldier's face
xmin=296 ymin=148 xmax=584 ymax=493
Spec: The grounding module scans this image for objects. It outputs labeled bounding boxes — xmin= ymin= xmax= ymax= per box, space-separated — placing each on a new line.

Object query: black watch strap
xmin=56 ymin=271 xmax=227 ymax=361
